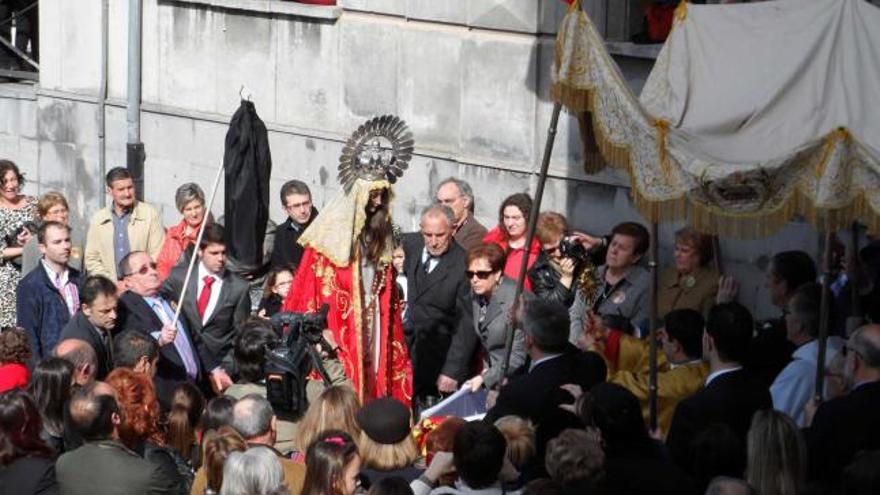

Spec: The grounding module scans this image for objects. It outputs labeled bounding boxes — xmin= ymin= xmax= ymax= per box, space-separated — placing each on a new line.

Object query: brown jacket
xmin=190 ymin=444 xmax=305 ymax=495
xmin=657 ymin=265 xmax=719 ymax=319
xmin=453 ymin=213 xmax=488 ymax=253
xmin=84 ymin=200 xmax=165 ymax=280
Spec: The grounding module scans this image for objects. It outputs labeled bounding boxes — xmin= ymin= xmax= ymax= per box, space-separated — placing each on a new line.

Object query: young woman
xmin=258 ymin=265 xmax=295 ymax=318
xmin=482 ymin=193 xmax=539 ymax=290
xmin=301 ymin=430 xmax=362 ymax=495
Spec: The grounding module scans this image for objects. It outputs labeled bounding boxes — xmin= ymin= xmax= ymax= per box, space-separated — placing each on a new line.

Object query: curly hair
xmin=545 ymin=428 xmax=605 ymax=488
xmin=0 ymin=328 xmax=31 ymax=365
xmin=106 ymin=368 xmax=165 ymax=448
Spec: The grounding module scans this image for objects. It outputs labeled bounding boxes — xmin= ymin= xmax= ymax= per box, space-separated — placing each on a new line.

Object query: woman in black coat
xmin=0 ymin=389 xmax=59 ymax=495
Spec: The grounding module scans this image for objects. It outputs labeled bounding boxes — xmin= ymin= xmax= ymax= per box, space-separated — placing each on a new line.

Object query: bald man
xmin=805 ymin=324 xmax=880 ymax=484
xmin=54 ymin=338 xmax=98 ymax=386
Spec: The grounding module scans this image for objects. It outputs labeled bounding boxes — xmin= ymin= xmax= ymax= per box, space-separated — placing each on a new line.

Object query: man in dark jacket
xmin=402 ymin=205 xmax=469 ymax=408
xmin=59 ymin=275 xmax=119 ymax=380
xmin=269 ymin=179 xmax=318 ymax=271
xmin=485 ymin=299 xmax=606 ymax=468
xmin=434 ymin=178 xmax=487 ymax=253
xmin=17 ymin=222 xmax=83 ymax=361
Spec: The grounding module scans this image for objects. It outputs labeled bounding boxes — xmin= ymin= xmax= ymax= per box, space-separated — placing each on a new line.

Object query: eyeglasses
xmin=542 ymin=245 xmax=561 ymax=255
xmin=123 ymin=262 xmax=157 ymax=277
xmin=465 ymin=270 xmax=495 ymax=280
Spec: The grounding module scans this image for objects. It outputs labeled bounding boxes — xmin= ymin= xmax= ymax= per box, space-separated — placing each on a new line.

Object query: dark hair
xmin=280 ymin=180 xmax=311 ymax=205
xmin=69 ymin=383 xmax=120 ymax=442
xmin=706 ymin=302 xmax=754 ymax=364
xmin=522 ymin=479 xmax=564 ymax=495
xmin=80 ymin=275 xmax=118 ymax=307
xmin=37 ymin=220 xmax=69 ymax=245
xmin=234 ymin=318 xmax=280 ymax=383
xmin=53 ymin=339 xmax=97 ymax=380
xmin=453 ymin=422 xmax=507 ymax=489
xmin=498 ymin=193 xmax=532 ymax=239
xmin=523 ymin=299 xmax=570 ymax=354
xmin=113 ymin=331 xmax=159 ymax=369
xmin=611 ymin=222 xmax=650 ymax=257
xmin=675 ymin=227 xmax=713 ymax=266
xmin=263 ymin=264 xmax=295 ymax=293
xmin=27 ymin=357 xmax=74 ymax=437
xmin=578 ymin=382 xmax=650 ymax=458
xmin=0 ymin=327 xmax=31 ymax=365
xmin=167 ymin=383 xmax=205 ymax=463
xmin=362 ymin=187 xmax=393 ymax=265
xmin=0 ymin=160 xmax=25 ymax=189
xmin=203 ymin=426 xmax=247 ymax=493
xmin=201 ymin=396 xmax=236 ymax=434
xmin=105 ymin=166 xmax=132 ymax=187
xmin=664 ymin=309 xmax=704 ymax=360
xmin=692 ymin=424 xmax=745 ymax=491
xmin=302 ymin=429 xmax=360 ymax=495
xmin=199 ymin=223 xmax=226 ymax=250
xmin=0 ymin=389 xmax=54 ymax=465
xmin=466 ymin=243 xmax=506 ymax=273
xmin=367 ymin=476 xmax=414 ymax=495
xmin=769 ymin=251 xmax=817 ymax=295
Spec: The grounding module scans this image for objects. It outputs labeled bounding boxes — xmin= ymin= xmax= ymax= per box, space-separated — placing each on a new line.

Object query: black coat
xmin=401 ymin=233 xmax=469 ymax=398
xmin=485 ymin=345 xmax=607 ymax=468
xmin=162 ymin=264 xmax=252 ymax=375
xmin=116 ymin=291 xmax=209 ymax=409
xmin=269 ymin=208 xmax=317 ymax=271
xmin=805 ymin=381 xmax=880 ymax=484
xmin=0 ymin=456 xmax=58 ymax=495
xmin=223 ymin=100 xmax=272 ymax=272
xmin=666 ymin=368 xmax=771 ymax=477
xmin=58 ymin=312 xmax=115 ymax=380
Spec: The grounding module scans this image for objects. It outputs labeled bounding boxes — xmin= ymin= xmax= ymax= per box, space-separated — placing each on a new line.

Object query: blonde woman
xmin=746 ymin=410 xmax=806 ymax=495
xmin=295 ymin=385 xmax=362 ymax=457
xmin=356 ymin=397 xmax=422 ymax=485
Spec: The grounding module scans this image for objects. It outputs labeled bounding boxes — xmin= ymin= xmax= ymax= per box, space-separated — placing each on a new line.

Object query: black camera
xmin=4 ymin=221 xmax=38 ymax=247
xmin=264 ymin=304 xmax=333 ymax=416
xmin=560 ymin=237 xmax=589 ymax=262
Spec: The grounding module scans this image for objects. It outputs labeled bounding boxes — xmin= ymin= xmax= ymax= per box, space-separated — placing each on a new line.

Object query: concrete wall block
xmin=37 ymin=0 xmax=63 ymax=91
xmin=0 ymin=98 xmax=37 ymax=139
xmin=339 ymin=0 xmax=406 ymax=16
xmin=141 ymin=111 xmax=197 ymax=164
xmin=275 ymin=19 xmax=341 ymax=131
xmin=340 ymin=18 xmax=399 ymax=124
xmin=538 ymin=0 xmax=569 ymax=35
xmin=398 ymin=28 xmax=462 ymax=153
xmin=58 ymin=0 xmax=101 ymax=93
xmin=405 ymin=0 xmax=467 ymax=25
xmin=213 ymin=11 xmax=278 ymax=121
xmin=157 ymin=4 xmax=219 ymax=113
xmin=267 ymin=130 xmax=343 ymax=214
xmin=108 ymin=0 xmax=131 ymax=101
xmin=460 ymin=35 xmax=537 ymax=170
xmin=468 ymin=0 xmax=538 ymax=34
xmin=140 ymin=0 xmax=161 ymax=103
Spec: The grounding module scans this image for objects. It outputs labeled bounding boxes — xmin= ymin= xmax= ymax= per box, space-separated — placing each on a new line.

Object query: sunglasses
xmin=465 ymin=270 xmax=495 ymax=280
xmin=124 ymin=262 xmax=157 ymax=277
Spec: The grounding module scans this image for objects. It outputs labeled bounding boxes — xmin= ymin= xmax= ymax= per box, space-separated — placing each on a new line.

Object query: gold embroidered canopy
xmin=554 ymin=0 xmax=880 ymax=237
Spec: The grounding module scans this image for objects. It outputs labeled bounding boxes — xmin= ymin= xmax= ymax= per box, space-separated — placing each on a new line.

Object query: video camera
xmin=264 ymin=304 xmax=334 ymax=416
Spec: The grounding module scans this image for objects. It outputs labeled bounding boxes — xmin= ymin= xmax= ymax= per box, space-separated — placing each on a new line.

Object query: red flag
xmin=561 ymin=0 xmax=576 ymax=4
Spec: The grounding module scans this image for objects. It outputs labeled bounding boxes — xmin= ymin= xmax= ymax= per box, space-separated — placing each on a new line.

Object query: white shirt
xmin=197 ymin=262 xmax=224 ymax=324
xmin=42 ymin=260 xmax=76 ymax=315
xmin=705 ymin=365 xmax=742 ymax=386
xmin=421 ymin=248 xmax=440 ymax=274
xmin=529 ymin=353 xmax=563 ymax=372
xmin=770 ymin=337 xmax=844 ymax=426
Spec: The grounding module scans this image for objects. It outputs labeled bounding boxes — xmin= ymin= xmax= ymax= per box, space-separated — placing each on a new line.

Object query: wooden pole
xmin=848 ymin=222 xmax=862 ymax=334
xmin=815 ymin=230 xmax=834 ymax=401
xmin=648 ymin=221 xmax=660 ymax=431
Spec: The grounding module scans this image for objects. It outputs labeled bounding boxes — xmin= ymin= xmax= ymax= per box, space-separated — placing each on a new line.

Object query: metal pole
xmin=98 ymin=0 xmax=109 ymax=208
xmin=648 ymin=221 xmax=659 ymax=431
xmin=815 ymin=230 xmax=834 ymax=401
xmin=126 ymin=0 xmax=145 ymax=200
xmin=498 ymin=102 xmax=563 ymax=383
xmin=848 ymin=222 xmax=862 ymax=334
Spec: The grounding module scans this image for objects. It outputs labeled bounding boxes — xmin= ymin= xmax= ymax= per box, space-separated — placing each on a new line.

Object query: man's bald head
xmin=849 ymin=324 xmax=880 ymax=369
xmin=69 ymin=381 xmax=120 ymax=442
xmin=54 ymin=339 xmax=97 ymax=385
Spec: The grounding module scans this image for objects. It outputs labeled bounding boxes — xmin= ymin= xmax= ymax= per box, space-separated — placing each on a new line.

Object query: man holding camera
xmin=528 ymin=212 xmax=607 ymax=308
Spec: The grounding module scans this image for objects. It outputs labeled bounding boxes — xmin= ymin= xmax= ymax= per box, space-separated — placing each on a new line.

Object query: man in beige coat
xmin=85 ymin=167 xmax=165 ymax=281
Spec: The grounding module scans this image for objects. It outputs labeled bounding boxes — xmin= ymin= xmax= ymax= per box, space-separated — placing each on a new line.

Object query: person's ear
xmin=111 ymin=411 xmax=122 ymax=426
xmin=270 ymin=415 xmax=278 ymax=435
xmin=134 ymin=356 xmax=149 ymax=374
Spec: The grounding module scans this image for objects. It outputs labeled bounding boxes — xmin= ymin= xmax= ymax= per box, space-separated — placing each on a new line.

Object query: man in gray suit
xmin=438 ymin=243 xmax=528 ymax=393
xmin=56 ymin=382 xmax=176 ymax=495
xmin=162 ymin=224 xmax=251 ymax=390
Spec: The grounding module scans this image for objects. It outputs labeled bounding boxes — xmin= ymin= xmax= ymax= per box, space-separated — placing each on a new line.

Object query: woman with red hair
xmin=105 ymin=368 xmax=189 ymax=493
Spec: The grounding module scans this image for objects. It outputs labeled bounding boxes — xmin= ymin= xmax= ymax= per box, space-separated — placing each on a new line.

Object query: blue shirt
xmin=111 ymin=207 xmax=131 ymax=273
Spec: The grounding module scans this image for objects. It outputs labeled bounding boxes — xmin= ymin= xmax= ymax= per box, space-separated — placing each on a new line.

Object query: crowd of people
xmin=0 ymin=156 xmax=879 ymax=495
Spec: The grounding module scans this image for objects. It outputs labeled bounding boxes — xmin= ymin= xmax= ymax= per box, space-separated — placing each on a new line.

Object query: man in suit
xmin=402 ymin=205 xmax=469 ymax=407
xmin=56 ymin=382 xmax=176 ymax=495
xmin=17 ymin=221 xmax=83 ymax=362
xmin=666 ymin=302 xmax=771 ymax=478
xmin=434 ymin=178 xmax=487 ymax=252
xmin=485 ymin=299 xmax=606 ymax=465
xmin=163 ymin=224 xmax=251 ymax=383
xmin=269 ymin=179 xmax=318 ymax=271
xmin=438 ymin=243 xmax=529 ymax=393
xmin=58 ymin=275 xmax=118 ymax=380
xmin=116 ymin=250 xmax=216 ymax=408
xmin=804 ymin=324 xmax=880 ymax=484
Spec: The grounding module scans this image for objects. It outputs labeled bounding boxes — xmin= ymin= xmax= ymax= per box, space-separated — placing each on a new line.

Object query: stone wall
xmin=0 ymin=0 xmax=826 ymax=318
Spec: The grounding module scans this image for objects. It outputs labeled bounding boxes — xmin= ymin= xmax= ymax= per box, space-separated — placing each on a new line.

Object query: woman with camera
xmin=0 ymin=160 xmax=37 ymax=329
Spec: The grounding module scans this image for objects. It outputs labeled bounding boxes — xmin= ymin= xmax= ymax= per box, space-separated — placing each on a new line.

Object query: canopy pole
xmin=171 ymin=161 xmax=224 ymax=327
xmin=815 ymin=230 xmax=834 ymax=401
xmin=648 ymin=221 xmax=660 ymax=431
xmin=711 ymin=235 xmax=723 ymax=275
xmin=499 ymin=102 xmax=563 ymax=383
xmin=848 ymin=221 xmax=862 ymax=335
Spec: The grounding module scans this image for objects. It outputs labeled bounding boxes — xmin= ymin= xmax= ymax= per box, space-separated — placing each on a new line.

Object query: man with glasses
xmin=401 ymin=205 xmax=469 ymax=410
xmin=115 ymin=250 xmax=214 ymax=409
xmin=805 ymin=324 xmax=880 ymax=485
xmin=434 ymin=178 xmax=487 ymax=252
xmin=269 ymin=179 xmax=318 ymax=271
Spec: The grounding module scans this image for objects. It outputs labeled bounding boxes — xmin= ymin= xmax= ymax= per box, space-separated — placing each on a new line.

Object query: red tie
xmin=197 ymin=275 xmax=215 ymax=319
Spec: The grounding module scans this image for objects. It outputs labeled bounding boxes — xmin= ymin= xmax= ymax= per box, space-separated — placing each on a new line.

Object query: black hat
xmin=356 ymin=397 xmax=411 ymax=445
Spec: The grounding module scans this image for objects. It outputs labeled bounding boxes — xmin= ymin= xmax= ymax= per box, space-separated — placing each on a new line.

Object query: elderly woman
xmin=483 ymin=193 xmax=540 ymax=290
xmin=657 ymin=227 xmax=719 ymax=319
xmin=436 ymin=243 xmax=527 ymax=394
xmin=21 ymin=191 xmax=83 ymax=274
xmin=156 ymin=183 xmax=207 ymax=281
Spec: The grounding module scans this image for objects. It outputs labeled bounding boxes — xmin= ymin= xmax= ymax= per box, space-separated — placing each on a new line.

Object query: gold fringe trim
xmin=655 ymin=119 xmax=672 ymax=178
xmin=815 ymin=127 xmax=850 ymax=179
xmin=674 ymin=1 xmax=688 ymax=23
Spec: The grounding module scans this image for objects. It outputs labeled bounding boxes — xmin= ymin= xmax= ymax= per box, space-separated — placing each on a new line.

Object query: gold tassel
xmin=674 ymin=1 xmax=689 ymax=22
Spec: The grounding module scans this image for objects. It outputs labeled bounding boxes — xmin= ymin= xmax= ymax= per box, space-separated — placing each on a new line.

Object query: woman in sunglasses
xmin=436 ymin=243 xmax=528 ymax=394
